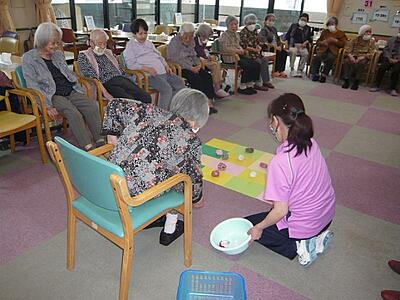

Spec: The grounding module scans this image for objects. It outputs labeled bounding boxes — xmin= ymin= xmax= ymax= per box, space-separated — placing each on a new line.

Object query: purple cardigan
xmin=194 ymin=36 xmax=207 ymax=59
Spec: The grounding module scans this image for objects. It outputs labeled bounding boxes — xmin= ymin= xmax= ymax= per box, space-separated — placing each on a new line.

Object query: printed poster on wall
xmin=351 ymin=12 xmax=369 ymax=24
xmin=372 ymin=8 xmax=390 ymax=22
xmin=392 ymin=15 xmax=400 ymax=28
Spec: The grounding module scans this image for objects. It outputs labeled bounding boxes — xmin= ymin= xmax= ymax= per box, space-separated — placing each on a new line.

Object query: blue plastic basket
xmin=176 ymin=269 xmax=247 ymax=300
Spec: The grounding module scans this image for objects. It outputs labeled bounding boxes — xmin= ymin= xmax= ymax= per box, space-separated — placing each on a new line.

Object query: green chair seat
xmin=73 ymin=191 xmax=184 ymax=237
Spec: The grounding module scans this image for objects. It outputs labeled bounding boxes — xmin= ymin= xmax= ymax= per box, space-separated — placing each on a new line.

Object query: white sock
xmin=316 ymin=230 xmax=330 ymax=254
xmin=240 ymin=83 xmax=247 ymax=90
xmin=246 ymin=82 xmax=254 ymax=88
xmin=255 ymin=81 xmax=263 ymax=87
xmin=163 ymin=213 xmax=178 ymax=234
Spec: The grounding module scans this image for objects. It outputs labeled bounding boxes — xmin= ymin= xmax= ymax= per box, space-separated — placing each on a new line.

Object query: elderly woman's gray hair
xmin=196 ymin=24 xmax=213 ymax=39
xmin=34 ymin=22 xmax=62 ymax=49
xmin=170 ymin=88 xmax=209 ymax=128
xmin=225 ymin=16 xmax=238 ymax=27
xmin=265 ymin=13 xmax=276 ymax=21
xmin=358 ymin=24 xmax=372 ymax=36
xmin=90 ymin=29 xmax=109 ymax=41
xmin=326 ymin=16 xmax=339 ymax=26
xmin=179 ymin=23 xmax=195 ymax=34
xmin=243 ymin=14 xmax=258 ymax=25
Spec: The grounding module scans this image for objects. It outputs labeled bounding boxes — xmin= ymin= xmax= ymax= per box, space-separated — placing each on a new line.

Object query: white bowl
xmin=210 ymin=218 xmax=253 ymax=255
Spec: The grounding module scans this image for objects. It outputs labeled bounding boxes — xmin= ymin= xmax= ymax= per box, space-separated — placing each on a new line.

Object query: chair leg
xmin=67 ymin=210 xmax=77 ymax=271
xmin=119 ymin=244 xmax=134 ymax=300
xmin=35 ymin=119 xmax=48 ymax=164
xmin=10 ymin=134 xmax=16 ymax=152
xmin=25 ymin=129 xmax=31 ymax=145
xmin=234 ymin=69 xmax=239 ymax=95
xmin=183 ymin=203 xmax=192 ymax=267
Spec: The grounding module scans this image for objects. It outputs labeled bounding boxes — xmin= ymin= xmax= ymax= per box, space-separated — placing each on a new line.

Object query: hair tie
xmin=290 ymin=107 xmax=305 ymax=119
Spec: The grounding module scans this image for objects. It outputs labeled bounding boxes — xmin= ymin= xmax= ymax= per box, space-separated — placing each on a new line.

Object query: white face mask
xmin=328 ymin=25 xmax=336 ymax=33
xmin=397 ymin=32 xmax=400 ymax=38
xmin=363 ymin=34 xmax=372 ymax=41
xmin=266 ymin=21 xmax=275 ymax=27
xmin=93 ymin=46 xmax=106 ymax=55
xmin=247 ymin=24 xmax=256 ymax=31
xmin=298 ymin=20 xmax=307 ymax=27
xmin=269 ymin=124 xmax=279 ymax=142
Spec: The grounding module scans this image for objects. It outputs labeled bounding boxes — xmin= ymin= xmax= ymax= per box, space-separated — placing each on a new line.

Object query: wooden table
xmin=0 ymin=55 xmax=21 ymax=79
xmin=75 ymin=30 xmax=134 ymax=40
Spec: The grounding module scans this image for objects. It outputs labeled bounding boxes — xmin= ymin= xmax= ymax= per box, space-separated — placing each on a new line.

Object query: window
xmin=218 ymin=0 xmax=241 ymax=25
xmin=242 ymin=0 xmax=270 ymax=26
xmin=52 ymin=0 xmax=72 ymax=28
xmin=108 ymin=0 xmax=133 ymax=29
xmin=75 ymin=0 xmax=104 ymax=30
xmin=303 ymin=0 xmax=327 ymax=24
xmin=273 ymin=0 xmax=302 ymax=32
xmin=137 ymin=0 xmax=156 ymax=31
xmin=160 ymin=0 xmax=178 ymax=25
xmin=182 ymin=0 xmax=196 ymax=23
xmin=199 ymin=0 xmax=215 ymax=23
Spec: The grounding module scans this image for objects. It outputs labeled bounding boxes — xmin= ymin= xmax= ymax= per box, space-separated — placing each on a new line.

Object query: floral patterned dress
xmin=102 ymin=98 xmax=203 ymax=202
xmin=239 ymin=27 xmax=262 ymax=59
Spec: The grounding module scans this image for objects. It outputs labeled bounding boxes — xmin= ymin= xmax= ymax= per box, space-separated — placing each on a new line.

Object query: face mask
xmin=266 ymin=21 xmax=275 ymax=27
xmin=247 ymin=24 xmax=256 ymax=31
xmin=397 ymin=33 xmax=400 ymax=38
xmin=269 ymin=124 xmax=279 ymax=142
xmin=192 ymin=127 xmax=199 ymax=134
xmin=363 ymin=34 xmax=372 ymax=41
xmin=328 ymin=25 xmax=336 ymax=33
xmin=298 ymin=20 xmax=307 ymax=27
xmin=93 ymin=46 xmax=106 ymax=55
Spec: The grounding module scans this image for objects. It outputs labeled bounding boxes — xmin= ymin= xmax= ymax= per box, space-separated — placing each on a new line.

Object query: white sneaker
xmin=296 ymin=70 xmax=303 ymax=77
xmin=316 ymin=230 xmax=334 ymax=255
xmin=390 ymin=89 xmax=399 ymax=97
xmin=296 ymin=237 xmax=318 ymax=266
xmin=369 ymin=86 xmax=380 ymax=92
xmin=215 ymin=89 xmax=230 ymax=98
xmin=290 ymin=69 xmax=296 ymax=77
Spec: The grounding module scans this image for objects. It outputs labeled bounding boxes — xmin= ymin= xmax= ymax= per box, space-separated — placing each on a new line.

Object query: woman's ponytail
xmin=268 ymin=93 xmax=314 ymax=157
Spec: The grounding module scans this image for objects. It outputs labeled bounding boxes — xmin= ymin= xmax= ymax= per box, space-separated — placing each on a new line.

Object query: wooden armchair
xmin=47 ymin=137 xmax=192 ymax=300
xmin=12 ymin=66 xmax=92 ymax=142
xmin=0 ymin=90 xmax=47 ymax=163
xmin=210 ymin=38 xmax=242 ymax=95
xmin=61 ymin=28 xmax=89 ymax=61
xmin=116 ymin=55 xmax=159 ymax=106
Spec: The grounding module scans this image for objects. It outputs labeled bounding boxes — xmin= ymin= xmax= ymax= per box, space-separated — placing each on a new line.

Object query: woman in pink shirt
xmin=247 ymin=93 xmax=335 ymax=266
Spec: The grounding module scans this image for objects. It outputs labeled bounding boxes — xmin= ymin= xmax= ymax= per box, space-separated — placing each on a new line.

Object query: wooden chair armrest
xmin=88 ymin=143 xmax=115 ymax=156
xmin=122 ymin=68 xmax=144 ymax=89
xmin=6 ymin=89 xmax=41 ymax=117
xmin=167 ymin=62 xmax=182 ymax=77
xmin=110 ymin=172 xmax=192 ymax=207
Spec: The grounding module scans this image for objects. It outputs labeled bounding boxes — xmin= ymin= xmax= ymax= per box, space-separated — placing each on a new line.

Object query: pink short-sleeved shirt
xmin=264 ymin=139 xmax=335 ymax=239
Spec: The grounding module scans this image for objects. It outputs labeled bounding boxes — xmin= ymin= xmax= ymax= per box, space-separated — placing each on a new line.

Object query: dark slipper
xmin=159 ymin=220 xmax=184 ymax=246
xmin=144 ymin=215 xmax=167 ymax=230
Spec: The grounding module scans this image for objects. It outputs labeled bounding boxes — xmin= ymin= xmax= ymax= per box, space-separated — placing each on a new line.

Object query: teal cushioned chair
xmin=47 ymin=137 xmax=193 ymax=300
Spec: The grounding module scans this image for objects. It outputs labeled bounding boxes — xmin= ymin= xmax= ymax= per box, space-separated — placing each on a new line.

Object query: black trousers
xmin=375 ymin=57 xmax=400 ymax=90
xmin=245 ymin=211 xmax=332 ymax=260
xmin=182 ymin=68 xmax=215 ymax=99
xmin=275 ymin=50 xmax=288 ymax=72
xmin=342 ymin=58 xmax=368 ymax=81
xmin=239 ymin=56 xmax=261 ymax=83
xmin=310 ymin=50 xmax=336 ymax=76
xmin=104 ymin=76 xmax=152 ymax=104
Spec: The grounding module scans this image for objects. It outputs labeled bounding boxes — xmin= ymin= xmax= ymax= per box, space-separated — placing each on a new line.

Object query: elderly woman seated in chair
xmin=194 ymin=24 xmax=230 ymax=98
xmin=219 ymin=15 xmax=261 ymax=95
xmin=123 ymin=18 xmax=185 ymax=110
xmin=239 ymin=13 xmax=274 ymax=91
xmin=341 ymin=25 xmax=375 ymax=90
xmin=22 ymin=22 xmax=103 ymax=151
xmin=103 ymin=88 xmax=209 ymax=246
xmin=77 ymin=29 xmax=151 ymax=104
xmin=167 ymin=23 xmax=218 ymax=114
